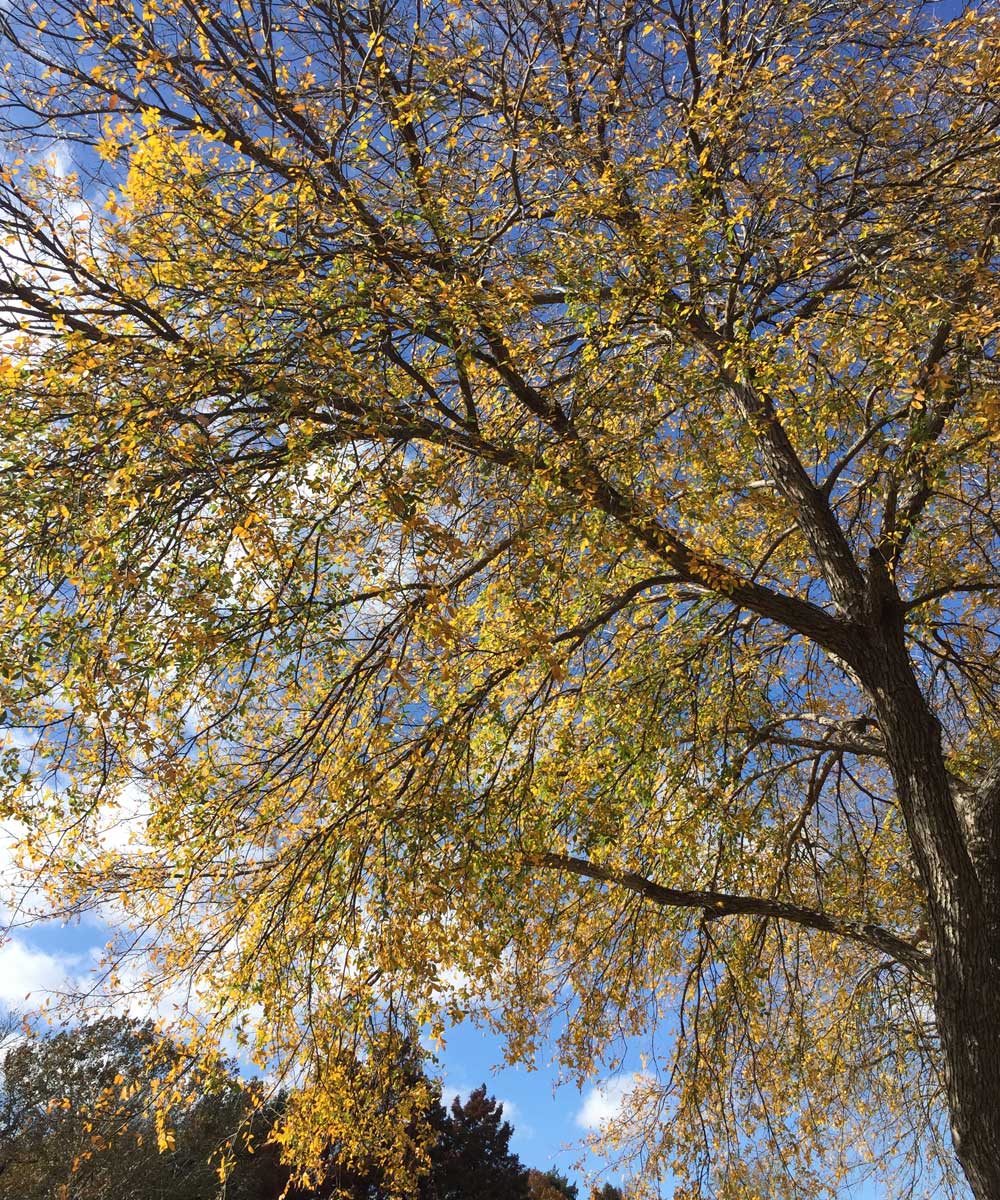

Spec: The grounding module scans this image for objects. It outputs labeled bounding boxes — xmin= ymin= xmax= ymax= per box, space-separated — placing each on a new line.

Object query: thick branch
xmin=522 ymin=280 xmax=867 ymax=620
xmin=640 ymin=292 xmax=869 ymax=619
xmin=463 ymin=317 xmax=856 ymax=658
xmin=718 ymin=371 xmax=867 ymax=618
xmin=536 ymin=851 xmax=931 ymax=979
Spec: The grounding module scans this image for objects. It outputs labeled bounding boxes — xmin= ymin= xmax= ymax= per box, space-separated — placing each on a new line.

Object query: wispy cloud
xmin=576 ymin=1073 xmax=652 ymax=1131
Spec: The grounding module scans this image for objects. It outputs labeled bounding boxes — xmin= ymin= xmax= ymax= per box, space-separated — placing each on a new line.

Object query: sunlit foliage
xmin=0 ymin=0 xmax=998 ymax=1196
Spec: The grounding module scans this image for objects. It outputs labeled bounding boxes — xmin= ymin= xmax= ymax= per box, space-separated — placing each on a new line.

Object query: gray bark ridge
xmin=847 ymin=551 xmax=1000 ymax=1200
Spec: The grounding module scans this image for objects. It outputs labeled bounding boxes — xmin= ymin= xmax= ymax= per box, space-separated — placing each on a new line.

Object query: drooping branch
xmin=536 ymin=851 xmax=931 ymax=979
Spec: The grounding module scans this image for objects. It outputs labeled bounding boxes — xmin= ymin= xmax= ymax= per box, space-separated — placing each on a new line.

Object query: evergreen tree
xmin=423 ymin=1086 xmax=529 ymax=1200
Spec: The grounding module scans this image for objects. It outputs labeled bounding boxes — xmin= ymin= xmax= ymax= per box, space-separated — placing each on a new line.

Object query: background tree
xmin=423 ymin=1085 xmax=529 ymax=1200
xmin=0 ymin=1018 xmax=544 ymax=1200
xmin=528 ymin=1169 xmax=580 ymax=1200
xmin=287 ymin=1028 xmax=533 ymax=1200
xmin=0 ymin=0 xmax=998 ymax=1197
xmin=0 ymin=1017 xmax=285 ymax=1200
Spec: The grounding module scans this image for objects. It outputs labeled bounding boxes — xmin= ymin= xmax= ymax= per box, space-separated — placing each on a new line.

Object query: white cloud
xmin=496 ymin=1096 xmax=533 ymax=1138
xmin=576 ymin=1073 xmax=652 ymax=1131
xmin=440 ymin=1080 xmax=465 ymax=1110
xmin=0 ymin=937 xmax=78 ymax=1004
xmin=431 ymin=963 xmax=473 ymax=1005
xmin=0 ymin=775 xmax=151 ymax=934
xmin=92 ymin=780 xmax=151 ymax=854
xmin=0 ymin=818 xmax=58 ymax=927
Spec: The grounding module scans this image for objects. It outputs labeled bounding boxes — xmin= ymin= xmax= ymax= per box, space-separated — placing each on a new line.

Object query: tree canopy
xmin=0 ymin=0 xmax=998 ymax=1196
xmin=528 ymin=1169 xmax=580 ymax=1200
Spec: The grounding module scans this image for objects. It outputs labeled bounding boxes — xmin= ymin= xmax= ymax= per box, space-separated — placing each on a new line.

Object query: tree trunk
xmin=934 ymin=944 xmax=1000 ymax=1199
xmin=853 ymin=574 xmax=1000 ymax=1200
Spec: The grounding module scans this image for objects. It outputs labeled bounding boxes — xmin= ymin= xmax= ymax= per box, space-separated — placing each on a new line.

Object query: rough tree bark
xmin=849 ymin=559 xmax=1000 ymax=1200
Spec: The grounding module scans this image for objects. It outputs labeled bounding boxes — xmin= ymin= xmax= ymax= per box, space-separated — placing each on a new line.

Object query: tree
xmin=292 ymin=1032 xmax=532 ymax=1200
xmin=424 ymin=1086 xmax=529 ymax=1200
xmin=0 ymin=1017 xmax=285 ymax=1200
xmin=0 ymin=1018 xmax=535 ymax=1200
xmin=0 ymin=0 xmax=997 ymax=1196
xmin=528 ymin=1169 xmax=579 ymax=1200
